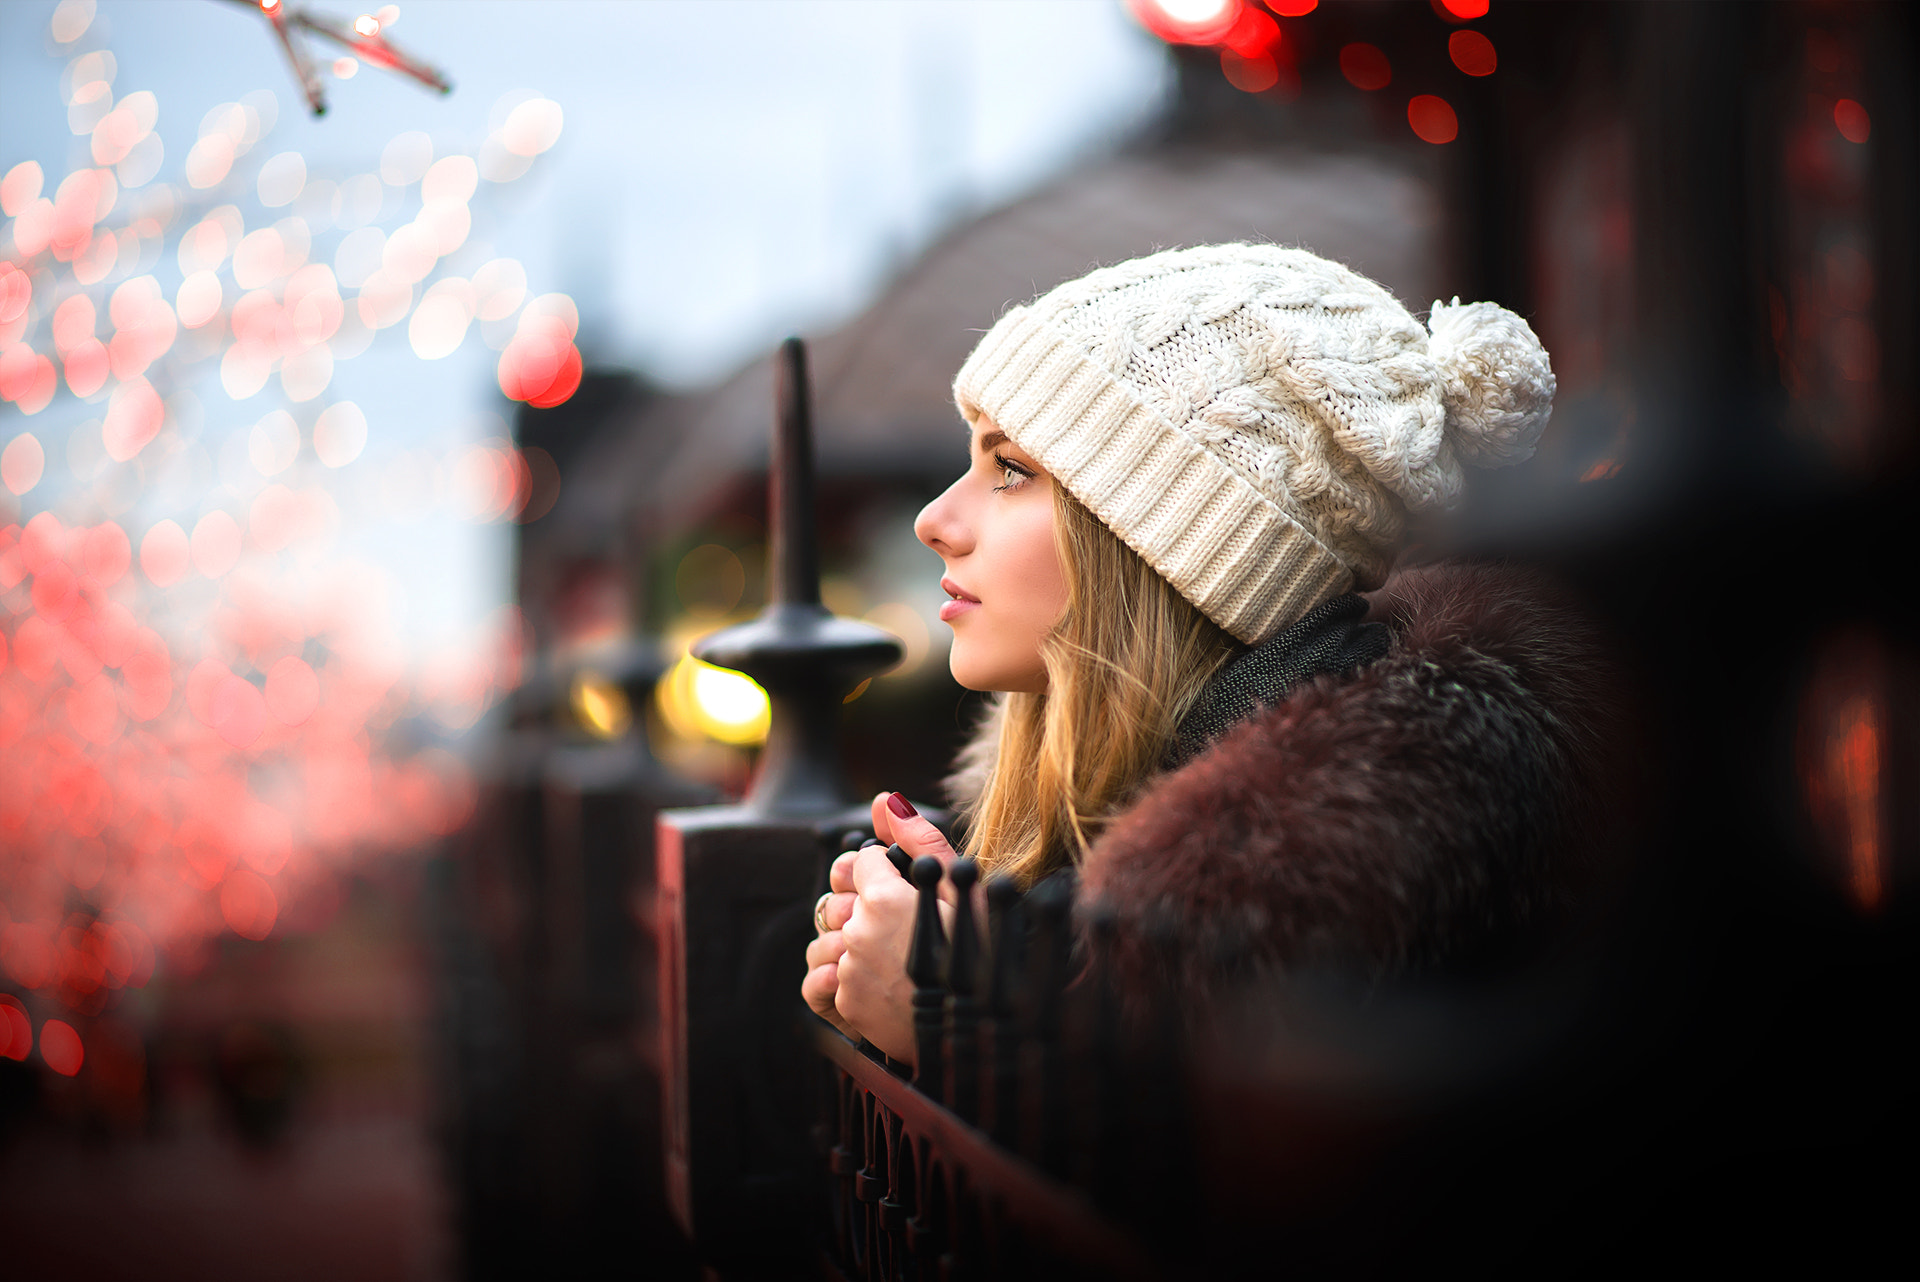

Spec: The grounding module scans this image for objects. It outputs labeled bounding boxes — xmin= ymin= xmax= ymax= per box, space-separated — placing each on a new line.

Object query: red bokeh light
xmin=65 ymin=673 xmax=121 ymax=744
xmin=82 ymin=522 xmax=130 ymax=585
xmin=528 ymin=343 xmax=582 ymax=409
xmin=1833 ymin=99 xmax=1870 ymax=144
xmin=187 ymin=658 xmax=232 ymax=726
xmin=219 ymin=870 xmax=279 ymax=940
xmin=1 ymin=996 xmax=31 ymax=1060
xmin=265 ymin=655 xmax=320 ymax=726
xmin=211 ymin=673 xmax=269 ymax=748
xmin=0 ymin=345 xmax=58 ymax=413
xmin=497 ymin=312 xmax=582 ymax=409
xmin=0 ymin=57 xmax=563 ymax=1020
xmin=31 ymin=558 xmax=77 ymax=621
xmin=1408 ymin=94 xmax=1460 ymax=144
xmin=1267 ymin=1 xmax=1317 ymax=15
xmin=122 ymin=630 xmax=173 ymax=721
xmin=0 ymin=263 xmax=31 ymax=323
xmin=39 ymin=1017 xmax=83 ymax=1076
xmin=2 ymin=432 xmax=43 ymax=495
xmin=101 ymin=376 xmax=164 ymax=462
xmin=63 ymin=338 xmax=110 ymax=396
xmin=140 ymin=518 xmax=190 ymax=586
xmin=1340 ymin=43 xmax=1392 ymax=92
xmin=48 ymin=169 xmax=107 ymax=263
xmin=20 ymin=512 xmax=64 ymax=573
xmin=108 ymin=276 xmax=180 ymax=380
xmin=1435 ymin=0 xmax=1489 ymax=20
xmin=1449 ymin=29 xmax=1497 ymax=77
xmin=2 ymin=923 xmax=56 ymax=989
xmin=10 ymin=199 xmax=55 ymax=260
xmin=12 ymin=616 xmax=58 ymax=682
xmin=52 ymin=295 xmax=96 ymax=352
xmin=1221 ymin=6 xmax=1279 ymax=58
xmin=286 ymin=265 xmax=345 ymax=345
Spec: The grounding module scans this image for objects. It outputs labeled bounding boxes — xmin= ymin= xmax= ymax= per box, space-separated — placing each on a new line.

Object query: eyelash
xmin=990 ymin=453 xmax=1034 ymax=493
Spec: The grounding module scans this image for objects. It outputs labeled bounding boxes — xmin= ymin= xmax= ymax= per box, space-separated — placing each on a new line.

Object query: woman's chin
xmin=948 ymin=657 xmax=997 ymax=693
xmin=948 ymin=651 xmax=1044 ymax=695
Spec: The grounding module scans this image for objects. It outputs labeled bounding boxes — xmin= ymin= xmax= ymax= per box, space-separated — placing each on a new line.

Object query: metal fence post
xmin=655 ymin=338 xmax=904 ymax=1267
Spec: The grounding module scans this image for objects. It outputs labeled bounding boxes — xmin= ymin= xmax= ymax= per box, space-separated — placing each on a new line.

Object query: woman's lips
xmin=939 ymin=578 xmax=979 ymax=622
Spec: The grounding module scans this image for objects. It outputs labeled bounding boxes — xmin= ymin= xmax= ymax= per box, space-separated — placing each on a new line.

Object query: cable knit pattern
xmin=954 ymin=244 xmax=1554 ymax=644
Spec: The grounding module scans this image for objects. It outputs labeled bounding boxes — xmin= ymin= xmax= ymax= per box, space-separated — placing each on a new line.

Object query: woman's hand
xmin=801 ymin=924 xmax=856 ymax=1039
xmin=802 ymin=856 xmax=868 ymax=1039
xmin=800 ymin=792 xmax=956 ymax=1062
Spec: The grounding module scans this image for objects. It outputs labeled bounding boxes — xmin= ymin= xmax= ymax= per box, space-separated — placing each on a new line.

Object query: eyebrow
xmin=976 ymin=429 xmax=1008 ymax=454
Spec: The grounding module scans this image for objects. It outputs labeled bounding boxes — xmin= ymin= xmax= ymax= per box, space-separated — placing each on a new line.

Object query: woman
xmin=802 ymin=243 xmax=1623 ymax=1064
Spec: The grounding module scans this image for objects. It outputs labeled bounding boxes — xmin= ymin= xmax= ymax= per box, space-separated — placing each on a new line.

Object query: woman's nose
xmin=914 ymin=478 xmax=971 ymax=557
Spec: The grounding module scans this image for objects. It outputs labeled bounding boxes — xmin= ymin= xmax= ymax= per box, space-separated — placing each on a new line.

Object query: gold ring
xmin=814 ymin=892 xmax=834 ymax=935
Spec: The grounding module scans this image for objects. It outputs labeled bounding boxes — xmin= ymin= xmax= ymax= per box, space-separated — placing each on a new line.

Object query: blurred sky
xmin=1 ymin=0 xmax=1171 ymax=659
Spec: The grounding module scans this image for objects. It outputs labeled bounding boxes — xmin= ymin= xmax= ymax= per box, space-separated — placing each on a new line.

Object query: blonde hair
xmin=959 ymin=488 xmax=1242 ymax=886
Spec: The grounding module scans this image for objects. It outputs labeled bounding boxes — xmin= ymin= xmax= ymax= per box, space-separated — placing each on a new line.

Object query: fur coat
xmin=1068 ymin=560 xmax=1632 ymax=998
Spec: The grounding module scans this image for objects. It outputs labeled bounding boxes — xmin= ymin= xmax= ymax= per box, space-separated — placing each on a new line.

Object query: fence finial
xmin=692 ymin=337 xmax=903 ymax=818
xmin=909 ymin=856 xmax=949 ymax=1097
xmin=946 ymin=857 xmax=982 ymax=1123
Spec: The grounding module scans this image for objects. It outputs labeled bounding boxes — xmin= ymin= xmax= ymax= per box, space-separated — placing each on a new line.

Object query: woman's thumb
xmin=882 ymin=792 xmax=952 ymax=863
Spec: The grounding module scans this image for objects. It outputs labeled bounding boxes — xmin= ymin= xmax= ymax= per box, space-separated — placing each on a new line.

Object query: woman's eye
xmin=991 ymin=454 xmax=1032 ymax=492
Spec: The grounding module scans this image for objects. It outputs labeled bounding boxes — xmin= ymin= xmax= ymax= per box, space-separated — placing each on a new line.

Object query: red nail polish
xmin=887 ymin=792 xmax=917 ymax=820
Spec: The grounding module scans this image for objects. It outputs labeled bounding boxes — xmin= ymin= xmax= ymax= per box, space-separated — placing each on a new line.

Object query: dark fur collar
xmin=1079 ymin=560 xmax=1631 ymax=995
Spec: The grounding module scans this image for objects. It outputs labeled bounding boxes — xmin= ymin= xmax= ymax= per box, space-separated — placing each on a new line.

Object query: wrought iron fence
xmin=811 ymin=852 xmax=1190 ymax=1281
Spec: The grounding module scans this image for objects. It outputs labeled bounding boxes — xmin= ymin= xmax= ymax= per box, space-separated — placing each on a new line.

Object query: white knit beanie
xmin=953 ymin=243 xmax=1555 ymax=644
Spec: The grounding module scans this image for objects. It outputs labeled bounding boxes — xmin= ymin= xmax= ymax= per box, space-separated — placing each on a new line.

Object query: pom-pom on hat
xmin=953 ymin=243 xmax=1554 ymax=644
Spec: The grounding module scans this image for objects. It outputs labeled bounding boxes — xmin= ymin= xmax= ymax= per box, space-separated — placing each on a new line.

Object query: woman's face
xmin=914 ymin=416 xmax=1068 ymax=693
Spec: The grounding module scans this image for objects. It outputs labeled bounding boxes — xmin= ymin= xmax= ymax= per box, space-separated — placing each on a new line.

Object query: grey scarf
xmin=1167 ymin=593 xmax=1390 ymax=768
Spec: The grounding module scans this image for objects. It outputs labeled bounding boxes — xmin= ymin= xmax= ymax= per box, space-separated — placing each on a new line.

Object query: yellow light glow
xmin=693 ymin=665 xmax=766 ymax=727
xmin=656 ymin=651 xmax=770 ymax=746
xmin=570 ymin=671 xmax=631 ymax=740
